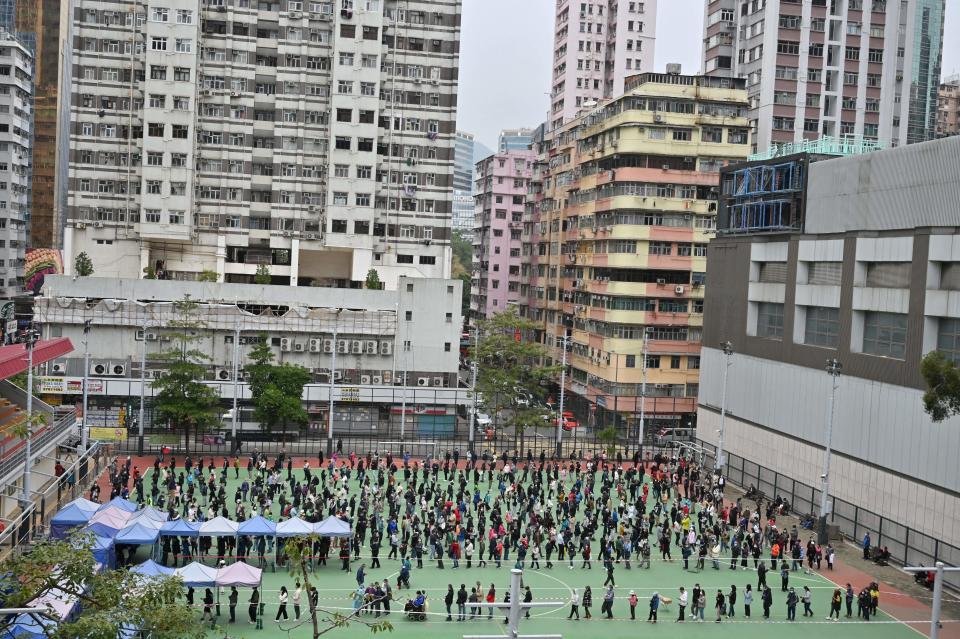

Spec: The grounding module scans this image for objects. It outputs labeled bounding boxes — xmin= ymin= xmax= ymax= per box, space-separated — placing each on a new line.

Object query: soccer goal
xmin=375 ymin=440 xmax=439 ymax=459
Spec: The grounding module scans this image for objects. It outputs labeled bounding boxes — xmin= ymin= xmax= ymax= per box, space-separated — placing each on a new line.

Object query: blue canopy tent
xmin=130 ymin=559 xmax=174 ymax=578
xmin=2 ymin=613 xmax=56 ymax=638
xmin=159 ymin=519 xmax=200 ymax=537
xmin=237 ymin=516 xmax=276 ymax=537
xmin=115 ymin=522 xmax=160 ymax=546
xmin=174 ymin=562 xmax=218 ymax=587
xmin=99 ymin=497 xmax=138 ymax=513
xmin=50 ymin=498 xmax=100 ymax=539
xmin=314 ymin=516 xmax=352 ymax=537
xmin=91 ymin=535 xmax=117 ymax=570
xmin=86 ymin=506 xmax=132 ymax=538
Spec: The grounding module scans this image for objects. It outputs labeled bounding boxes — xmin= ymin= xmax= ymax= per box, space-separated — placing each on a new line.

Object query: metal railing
xmin=698 ymin=439 xmax=960 ymax=592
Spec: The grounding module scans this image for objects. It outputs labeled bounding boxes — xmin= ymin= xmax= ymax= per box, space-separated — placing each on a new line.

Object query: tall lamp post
xmin=80 ymin=320 xmax=91 ymax=451
xmin=21 ymin=327 xmax=39 ymax=507
xmin=326 ymin=308 xmax=342 ymax=457
xmin=637 ymin=327 xmax=650 ymax=460
xmin=137 ymin=320 xmax=160 ymax=456
xmin=555 ymin=332 xmax=568 ymax=458
xmin=229 ymin=320 xmax=240 ymax=454
xmin=817 ymin=358 xmax=842 ymax=544
xmin=715 ymin=341 xmax=734 ymax=474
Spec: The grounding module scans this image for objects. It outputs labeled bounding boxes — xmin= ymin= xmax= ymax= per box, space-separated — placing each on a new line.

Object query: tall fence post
xmin=904 ymin=528 xmax=910 ymax=565
xmin=879 ymin=518 xmax=884 ymax=547
xmin=854 ymin=506 xmax=860 ymax=540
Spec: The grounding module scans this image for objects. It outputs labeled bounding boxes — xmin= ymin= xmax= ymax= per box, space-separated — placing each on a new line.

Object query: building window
xmin=624 ymin=354 xmax=636 ymax=368
xmin=151 ymin=7 xmax=169 ymax=22
xmin=757 ymin=302 xmax=784 ymax=340
xmin=862 ymin=311 xmax=907 ymax=358
xmin=687 ymin=356 xmax=700 ymax=369
xmin=148 ymin=122 xmax=165 ymax=137
xmin=804 ymin=306 xmax=840 ymax=348
xmin=172 ymin=125 xmax=189 ymax=139
xmin=937 ymin=318 xmax=960 ymax=364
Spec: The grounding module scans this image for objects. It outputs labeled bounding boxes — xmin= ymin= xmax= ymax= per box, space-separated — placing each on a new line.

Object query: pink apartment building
xmin=550 ymin=0 xmax=658 ymax=130
xmin=471 ymin=148 xmax=535 ymax=320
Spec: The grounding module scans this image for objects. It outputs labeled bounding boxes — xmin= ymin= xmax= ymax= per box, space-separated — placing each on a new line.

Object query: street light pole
xmin=817 ymin=358 xmax=842 ymax=544
xmin=555 ymin=332 xmax=568 ymax=458
xmin=399 ymin=348 xmax=408 ymax=455
xmin=137 ymin=321 xmax=150 ymax=456
xmin=468 ymin=360 xmax=477 ymax=454
xmin=21 ymin=328 xmax=38 ymax=507
xmin=326 ymin=308 xmax=342 ymax=457
xmin=80 ymin=320 xmax=91 ymax=451
xmin=638 ymin=328 xmax=649 ymax=460
xmin=715 ymin=341 xmax=734 ymax=474
xmin=230 ymin=321 xmax=240 ymax=454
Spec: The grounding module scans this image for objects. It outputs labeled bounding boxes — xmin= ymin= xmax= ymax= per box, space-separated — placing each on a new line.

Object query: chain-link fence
xmin=699 ymin=439 xmax=960 ymax=592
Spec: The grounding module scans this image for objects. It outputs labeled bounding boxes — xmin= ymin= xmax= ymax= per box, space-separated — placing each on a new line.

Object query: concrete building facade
xmin=936 ymin=74 xmax=959 ymax=137
xmin=698 ymin=136 xmax=960 ymax=568
xmin=0 ymin=33 xmax=32 ymax=296
xmin=702 ymin=0 xmax=946 ymax=153
xmin=470 ymin=147 xmax=534 ymax=319
xmin=35 ymin=275 xmax=466 ymax=436
xmin=452 ymin=130 xmax=475 ymax=237
xmin=62 ymin=0 xmax=462 ymax=291
xmin=522 ymin=72 xmax=752 ymax=437
xmin=550 ymin=0 xmax=657 ymax=129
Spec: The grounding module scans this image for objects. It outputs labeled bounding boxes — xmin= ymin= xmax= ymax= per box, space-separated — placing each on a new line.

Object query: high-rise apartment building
xmin=702 ymin=0 xmax=945 ymax=152
xmin=471 ymin=146 xmax=534 ymax=319
xmin=497 ymin=127 xmax=533 ymax=152
xmin=936 ymin=74 xmax=959 ymax=137
xmin=0 ymin=33 xmax=32 ymax=296
xmin=452 ymin=130 xmax=475 ymax=236
xmin=522 ymin=71 xmax=751 ymax=438
xmin=550 ymin=0 xmax=657 ymax=129
xmin=63 ymin=0 xmax=461 ymax=290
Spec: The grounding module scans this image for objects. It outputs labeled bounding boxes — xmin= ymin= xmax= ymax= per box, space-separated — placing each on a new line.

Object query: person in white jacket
xmin=568 ymin=588 xmax=580 ymax=620
xmin=677 ymin=587 xmax=688 ymax=622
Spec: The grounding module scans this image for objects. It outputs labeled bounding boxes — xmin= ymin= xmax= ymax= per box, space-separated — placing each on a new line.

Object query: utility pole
xmin=80 ymin=320 xmax=91 ymax=451
xmin=137 ymin=320 xmax=151 ymax=456
xmin=230 ymin=321 xmax=240 ymax=454
xmin=21 ymin=328 xmax=38 ymax=507
xmin=326 ymin=308 xmax=342 ymax=457
xmin=468 ymin=360 xmax=478 ymax=454
xmin=638 ymin=328 xmax=649 ymax=460
xmin=715 ymin=341 xmax=733 ymax=474
xmin=399 ymin=347 xmax=408 ymax=455
xmin=903 ymin=563 xmax=960 ymax=639
xmin=817 ymin=358 xmax=841 ymax=544
xmin=555 ymin=332 xmax=568 ymax=458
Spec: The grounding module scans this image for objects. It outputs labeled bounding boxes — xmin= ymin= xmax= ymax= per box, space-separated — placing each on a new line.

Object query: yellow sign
xmin=90 ymin=427 xmax=125 ymax=442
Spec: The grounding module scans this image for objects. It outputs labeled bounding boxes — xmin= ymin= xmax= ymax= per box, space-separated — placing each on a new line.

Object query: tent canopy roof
xmin=214 ymin=561 xmax=262 ymax=588
xmin=237 ymin=515 xmax=276 ymax=536
xmin=314 ymin=516 xmax=352 ymax=537
xmin=275 ymin=516 xmax=313 ymax=537
xmin=159 ymin=519 xmax=200 ymax=537
xmin=114 ymin=522 xmax=160 ymax=545
xmin=174 ymin=562 xmax=219 ymax=587
xmin=199 ymin=516 xmax=239 ymax=536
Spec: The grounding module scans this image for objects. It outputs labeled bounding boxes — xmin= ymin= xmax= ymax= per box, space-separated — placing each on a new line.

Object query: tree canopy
xmin=0 ymin=532 xmax=204 ymax=639
xmin=920 ymin=350 xmax=960 ymax=422
xmin=151 ymin=296 xmax=220 ymax=454
xmin=74 ymin=252 xmax=94 ymax=277
xmin=246 ymin=334 xmax=311 ymax=432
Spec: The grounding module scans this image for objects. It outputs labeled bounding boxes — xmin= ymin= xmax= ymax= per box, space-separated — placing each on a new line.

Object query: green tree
xmin=364 ymin=268 xmax=382 ymax=290
xmin=473 ymin=308 xmax=557 ymax=456
xmin=74 ymin=252 xmax=94 ymax=277
xmin=457 ymin=272 xmax=471 ymax=318
xmin=451 ymin=229 xmax=473 ymax=276
xmin=284 ymin=536 xmax=392 ymax=638
xmin=246 ymin=334 xmax=311 ymax=432
xmin=597 ymin=425 xmax=619 ymax=457
xmin=254 ymin=264 xmax=271 ymax=284
xmin=920 ymin=350 xmax=960 ymax=421
xmin=0 ymin=532 xmax=205 ymax=639
xmin=197 ymin=269 xmax=218 ymax=282
xmin=151 ymin=296 xmax=220 ymax=454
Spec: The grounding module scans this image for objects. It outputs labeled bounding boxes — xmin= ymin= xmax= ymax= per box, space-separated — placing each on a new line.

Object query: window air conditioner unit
xmin=337 ymin=339 xmax=349 ymax=353
xmin=675 ymin=285 xmax=685 ymax=295
xmin=380 ymin=341 xmax=392 ymax=355
xmin=51 ymin=361 xmax=66 ymax=375
xmin=417 ymin=377 xmax=429 ymax=386
xmin=280 ymin=337 xmax=292 ymax=351
xmin=365 ymin=340 xmax=378 ymax=354
xmin=656 ymin=278 xmax=667 ymax=285
xmin=111 ymin=363 xmax=126 ymax=376
xmin=360 ymin=375 xmax=371 ymax=384
xmin=309 ymin=338 xmax=322 ymax=352
xmin=322 ymin=338 xmax=334 ymax=353
xmin=217 ymin=368 xmax=231 ymax=381
xmin=382 ymin=370 xmax=392 ymax=384
xmin=432 ymin=377 xmax=443 ymax=387
xmin=294 ymin=342 xmax=305 ymax=352
xmin=372 ymin=375 xmax=382 ymax=385
xmin=351 ymin=340 xmax=363 ymax=354
xmin=145 ymin=331 xmax=158 ymax=341
xmin=333 ymin=370 xmax=343 ymax=380
xmin=654 ymin=114 xmax=663 ymax=123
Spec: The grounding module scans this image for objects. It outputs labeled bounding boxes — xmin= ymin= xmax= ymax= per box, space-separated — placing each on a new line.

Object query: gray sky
xmin=458 ymin=0 xmax=960 ymax=149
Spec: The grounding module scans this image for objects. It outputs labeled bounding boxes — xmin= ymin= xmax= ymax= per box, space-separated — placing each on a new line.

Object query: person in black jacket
xmin=457 ymin=584 xmax=468 ymax=621
xmin=228 ymin=587 xmax=238 ymax=623
xmin=445 ymin=585 xmax=454 ymax=621
xmin=762 ymin=586 xmax=773 ymax=619
xmin=249 ymin=587 xmax=260 ymax=624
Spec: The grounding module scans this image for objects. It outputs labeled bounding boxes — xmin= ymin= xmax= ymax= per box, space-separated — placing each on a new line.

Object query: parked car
xmin=513 ymin=394 xmax=530 ymax=408
xmin=475 ymin=413 xmax=492 ymax=429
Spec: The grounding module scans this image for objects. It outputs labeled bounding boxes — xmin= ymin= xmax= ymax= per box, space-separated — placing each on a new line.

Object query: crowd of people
xmin=94 ymin=447 xmax=887 ymax=625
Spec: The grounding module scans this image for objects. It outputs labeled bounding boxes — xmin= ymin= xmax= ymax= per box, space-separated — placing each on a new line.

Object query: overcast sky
xmin=458 ymin=0 xmax=960 ymax=149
